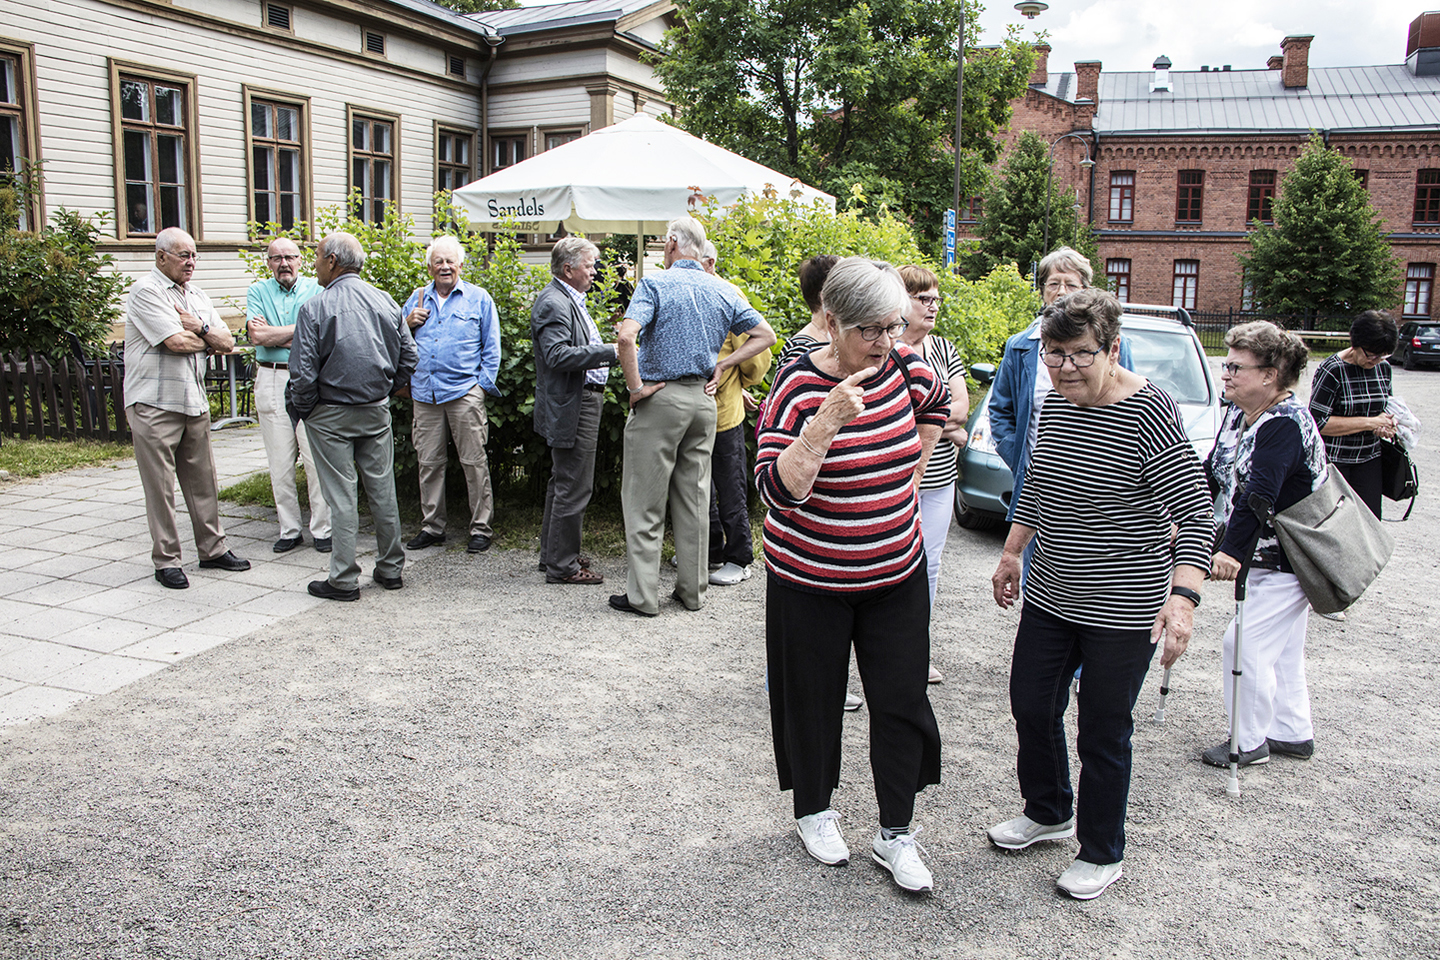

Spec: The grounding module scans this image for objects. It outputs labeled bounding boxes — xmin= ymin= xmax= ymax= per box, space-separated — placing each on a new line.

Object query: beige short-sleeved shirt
xmin=123 ymin=267 xmax=220 ymax=416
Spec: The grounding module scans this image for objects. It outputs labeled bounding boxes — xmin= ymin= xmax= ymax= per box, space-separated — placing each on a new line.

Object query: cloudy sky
xmin=972 ymin=0 xmax=1427 ymax=73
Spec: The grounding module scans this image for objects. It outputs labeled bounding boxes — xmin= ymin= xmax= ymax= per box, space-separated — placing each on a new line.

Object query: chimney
xmin=1281 ymin=34 xmax=1313 ymax=88
xmin=1030 ymin=43 xmax=1051 ymax=86
xmin=1074 ymin=61 xmax=1101 ymax=105
xmin=1267 ymin=55 xmax=1284 ymax=70
xmin=1407 ymin=12 xmax=1440 ymax=76
xmin=1150 ymin=55 xmax=1173 ymax=92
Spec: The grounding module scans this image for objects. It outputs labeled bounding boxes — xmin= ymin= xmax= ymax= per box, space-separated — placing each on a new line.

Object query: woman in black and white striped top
xmin=986 ymin=289 xmax=1213 ymax=901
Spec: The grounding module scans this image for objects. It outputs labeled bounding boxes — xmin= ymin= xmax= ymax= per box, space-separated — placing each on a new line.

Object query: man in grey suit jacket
xmin=532 ymin=237 xmax=618 ymax=584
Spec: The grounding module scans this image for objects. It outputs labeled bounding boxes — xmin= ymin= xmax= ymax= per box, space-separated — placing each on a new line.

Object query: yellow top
xmin=714 ymin=331 xmax=773 ymax=432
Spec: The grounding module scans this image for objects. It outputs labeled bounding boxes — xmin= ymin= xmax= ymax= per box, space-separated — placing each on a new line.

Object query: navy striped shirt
xmin=756 ymin=346 xmax=949 ymax=592
xmin=1014 ymin=383 xmax=1214 ymax=629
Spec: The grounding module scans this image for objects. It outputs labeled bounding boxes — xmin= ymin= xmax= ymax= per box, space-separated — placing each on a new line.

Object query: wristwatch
xmin=199 ymin=323 xmax=210 ymax=337
xmin=1171 ymin=586 xmax=1202 ymax=608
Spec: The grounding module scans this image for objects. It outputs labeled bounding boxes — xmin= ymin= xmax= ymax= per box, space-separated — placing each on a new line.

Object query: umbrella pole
xmin=635 ymin=224 xmax=644 ymax=279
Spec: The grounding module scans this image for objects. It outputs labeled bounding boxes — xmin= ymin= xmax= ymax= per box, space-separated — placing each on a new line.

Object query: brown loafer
xmin=547 ymin=568 xmax=604 ymax=585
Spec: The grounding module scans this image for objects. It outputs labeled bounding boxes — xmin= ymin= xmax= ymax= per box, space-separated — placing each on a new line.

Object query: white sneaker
xmin=1317 ymin=609 xmax=1347 ymax=622
xmin=1056 ymin=859 xmax=1123 ymax=900
xmin=927 ymin=663 xmax=944 ymax=684
xmin=709 ymin=562 xmax=752 ymax=585
xmin=796 ymin=810 xmax=849 ymax=865
xmin=987 ymin=814 xmax=1076 ymax=850
xmin=844 ymin=692 xmax=863 ymax=711
xmin=871 ymin=828 xmax=933 ymax=892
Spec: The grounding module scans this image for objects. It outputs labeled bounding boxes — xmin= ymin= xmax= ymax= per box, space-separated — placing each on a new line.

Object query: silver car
xmin=954 ymin=305 xmax=1221 ymax=531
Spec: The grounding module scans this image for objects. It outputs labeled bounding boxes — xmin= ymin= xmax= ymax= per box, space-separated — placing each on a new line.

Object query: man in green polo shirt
xmin=246 ymin=237 xmax=332 ymax=553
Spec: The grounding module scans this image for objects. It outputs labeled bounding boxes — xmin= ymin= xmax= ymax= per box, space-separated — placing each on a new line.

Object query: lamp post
xmin=1043 ymin=131 xmax=1095 ymax=255
xmin=952 ymin=3 xmax=1050 ymax=223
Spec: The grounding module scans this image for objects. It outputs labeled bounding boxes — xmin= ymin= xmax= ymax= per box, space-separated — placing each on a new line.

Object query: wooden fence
xmin=1 ymin=347 xmax=130 ymax=442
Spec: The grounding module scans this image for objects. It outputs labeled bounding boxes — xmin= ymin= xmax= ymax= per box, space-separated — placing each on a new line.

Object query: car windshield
xmin=1124 ymin=326 xmax=1211 ymax=405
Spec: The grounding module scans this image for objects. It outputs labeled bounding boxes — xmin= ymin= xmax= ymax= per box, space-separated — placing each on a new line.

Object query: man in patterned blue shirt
xmin=400 ymin=236 xmax=502 ymax=554
xmin=609 ymin=217 xmax=776 ymax=617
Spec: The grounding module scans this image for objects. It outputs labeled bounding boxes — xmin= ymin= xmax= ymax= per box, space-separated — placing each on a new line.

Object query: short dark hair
xmin=799 ymin=255 xmax=841 ymax=312
xmin=1039 ymin=288 xmax=1122 ymax=350
xmin=1225 ymin=320 xmax=1309 ymax=389
xmin=1350 ymin=310 xmax=1399 ymax=355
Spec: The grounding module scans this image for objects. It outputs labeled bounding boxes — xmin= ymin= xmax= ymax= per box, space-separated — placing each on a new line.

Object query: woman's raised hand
xmin=814 ymin=367 xmax=876 ymax=429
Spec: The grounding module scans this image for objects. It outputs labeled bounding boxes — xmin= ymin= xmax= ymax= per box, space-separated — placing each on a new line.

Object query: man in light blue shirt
xmin=246 ymin=236 xmax=331 ymax=554
xmin=400 ymin=236 xmax=502 ymax=554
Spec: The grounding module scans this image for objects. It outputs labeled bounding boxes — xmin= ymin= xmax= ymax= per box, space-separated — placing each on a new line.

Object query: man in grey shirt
xmin=288 ymin=232 xmax=417 ymax=601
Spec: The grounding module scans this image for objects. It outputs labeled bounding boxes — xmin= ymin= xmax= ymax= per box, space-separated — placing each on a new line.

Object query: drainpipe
xmin=478 ymin=27 xmax=504 ymax=171
xmin=1087 ymin=131 xmax=1099 ymax=225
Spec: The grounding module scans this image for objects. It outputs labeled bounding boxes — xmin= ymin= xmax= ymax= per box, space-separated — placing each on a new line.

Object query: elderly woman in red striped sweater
xmin=755 ymin=257 xmax=949 ymax=893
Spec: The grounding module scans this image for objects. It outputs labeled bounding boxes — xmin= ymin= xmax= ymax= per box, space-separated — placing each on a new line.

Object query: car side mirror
xmin=970 ymin=362 xmax=996 ymax=385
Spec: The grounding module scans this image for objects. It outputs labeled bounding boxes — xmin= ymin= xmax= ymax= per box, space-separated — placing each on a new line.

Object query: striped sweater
xmin=1013 ymin=383 xmax=1214 ymax=630
xmin=756 ymin=346 xmax=949 ymax=592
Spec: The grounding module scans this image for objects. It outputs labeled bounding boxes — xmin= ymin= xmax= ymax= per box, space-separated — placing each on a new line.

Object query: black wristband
xmin=1171 ymin=586 xmax=1201 ymax=608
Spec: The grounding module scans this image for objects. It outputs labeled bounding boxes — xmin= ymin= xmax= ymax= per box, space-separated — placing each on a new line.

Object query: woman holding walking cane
xmin=987 ymin=289 xmax=1213 ymax=901
xmin=1203 ymin=321 xmax=1328 ymax=768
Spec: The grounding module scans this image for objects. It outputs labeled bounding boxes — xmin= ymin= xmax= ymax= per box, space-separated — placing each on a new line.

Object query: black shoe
xmin=313 ymin=537 xmax=333 ymax=553
xmin=1266 ymin=737 xmax=1315 ymax=759
xmin=373 ymin=573 xmax=404 ymax=591
xmin=467 ymin=534 xmax=492 ymax=554
xmin=198 ymin=550 xmax=250 ymax=571
xmin=308 ymin=580 xmax=359 ymax=601
xmin=273 ymin=536 xmax=303 ymax=553
xmin=608 ymin=593 xmax=656 ymax=617
xmin=154 ymin=567 xmax=189 ymax=589
xmin=537 ymin=560 xmax=546 ymax=572
xmin=406 ymin=530 xmax=446 ymax=550
xmin=1201 ymin=739 xmax=1270 ymax=768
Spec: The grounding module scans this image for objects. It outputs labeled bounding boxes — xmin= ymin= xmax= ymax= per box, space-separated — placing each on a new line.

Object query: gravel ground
xmin=2 ymin=367 xmax=1437 ymax=959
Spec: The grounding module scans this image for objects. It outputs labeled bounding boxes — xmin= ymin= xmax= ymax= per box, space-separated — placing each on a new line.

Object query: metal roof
xmin=469 ymin=0 xmax=665 ymax=35
xmin=1031 ymin=64 xmax=1440 ymax=134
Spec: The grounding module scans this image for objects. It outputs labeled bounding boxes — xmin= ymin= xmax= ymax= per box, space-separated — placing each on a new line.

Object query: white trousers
xmin=1221 ymin=568 xmax=1314 ymax=752
xmin=918 ymin=484 xmax=955 ymax=608
xmin=254 ymin=365 xmax=331 ymax=540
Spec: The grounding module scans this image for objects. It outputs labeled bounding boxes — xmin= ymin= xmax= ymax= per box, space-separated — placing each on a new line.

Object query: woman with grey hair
xmin=988 ymin=288 xmax=1212 ymax=900
xmin=1203 ymin=321 xmax=1326 ymax=767
xmin=755 ymin=257 xmax=949 ymax=892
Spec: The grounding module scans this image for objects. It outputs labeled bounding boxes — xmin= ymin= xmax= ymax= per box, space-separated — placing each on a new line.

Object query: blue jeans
xmin=1009 ymin=604 xmax=1155 ymax=865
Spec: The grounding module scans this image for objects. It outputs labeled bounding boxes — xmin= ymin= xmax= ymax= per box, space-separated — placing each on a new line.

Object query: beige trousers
xmin=412 ymin=384 xmax=494 ymax=538
xmin=128 ymin=403 xmax=228 ymax=569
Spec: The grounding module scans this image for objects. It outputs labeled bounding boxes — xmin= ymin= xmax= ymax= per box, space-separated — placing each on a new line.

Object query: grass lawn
xmin=0 ymin=437 xmax=133 ymax=479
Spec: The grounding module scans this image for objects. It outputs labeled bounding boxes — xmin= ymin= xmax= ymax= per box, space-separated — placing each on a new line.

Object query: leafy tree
xmin=430 ymin=0 xmax=520 ymax=14
xmin=655 ymin=0 xmax=1035 ymax=254
xmin=1239 ymin=133 xmax=1402 ymax=318
xmin=962 ymin=130 xmax=1099 ymax=283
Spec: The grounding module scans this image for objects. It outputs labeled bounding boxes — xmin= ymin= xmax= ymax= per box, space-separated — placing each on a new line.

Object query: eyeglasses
xmin=1044 ymin=279 xmax=1083 ymax=294
xmin=267 ymin=254 xmax=301 ymax=263
xmin=164 ymin=251 xmax=199 ymax=262
xmin=1040 ymin=346 xmax=1104 ymax=368
xmin=1355 ymin=348 xmax=1386 ymax=362
xmin=1220 ymin=362 xmax=1266 ymax=376
xmin=911 ymin=294 xmax=943 ymax=308
xmin=854 ymin=321 xmax=908 ymax=342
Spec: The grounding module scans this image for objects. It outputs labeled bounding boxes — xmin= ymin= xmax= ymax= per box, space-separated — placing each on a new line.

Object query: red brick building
xmin=975 ymin=12 xmax=1440 ymax=321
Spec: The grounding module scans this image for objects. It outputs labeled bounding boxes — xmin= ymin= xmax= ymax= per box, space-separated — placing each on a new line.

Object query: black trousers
xmin=708 ymin=423 xmax=754 ymax=566
xmin=1009 ymin=604 xmax=1156 ymax=866
xmin=1336 ymin=455 xmax=1383 ymax=519
xmin=766 ymin=564 xmax=941 ymax=825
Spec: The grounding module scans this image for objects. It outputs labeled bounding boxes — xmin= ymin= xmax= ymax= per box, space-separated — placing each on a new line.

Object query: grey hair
xmin=1036 ymin=246 xmax=1094 ymax=288
xmin=155 ymin=227 xmax=195 ymax=255
xmin=425 ymin=235 xmax=466 ymax=266
xmin=1225 ymin=320 xmax=1309 ymax=390
xmin=701 ymin=240 xmax=717 ymax=262
xmin=820 ymin=257 xmax=910 ymax=331
xmin=666 ymin=216 xmax=707 ymax=259
xmin=550 ymin=236 xmax=600 ymax=277
xmin=318 ymin=232 xmax=366 ymax=272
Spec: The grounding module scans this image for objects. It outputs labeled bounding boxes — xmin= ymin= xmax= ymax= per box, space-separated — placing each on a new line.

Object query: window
xmin=448 ymin=55 xmax=466 ymax=79
xmin=264 ymin=3 xmax=291 ymax=31
xmin=490 ymin=133 xmax=526 ymax=173
xmin=1175 ymin=170 xmax=1203 ymax=223
xmin=1414 ymin=170 xmax=1440 ymax=223
xmin=1405 ymin=263 xmax=1434 ymax=317
xmin=247 ymin=92 xmax=307 ymax=231
xmin=1354 ymin=169 xmax=1369 ymax=190
xmin=111 ymin=63 xmax=197 ymax=238
xmin=436 ymin=126 xmax=474 ymax=193
xmin=0 ymin=42 xmax=38 ymax=229
xmin=1247 ymin=170 xmax=1276 ymax=224
xmin=365 ymin=32 xmax=386 ymax=56
xmin=1172 ymin=260 xmax=1198 ymax=310
xmin=349 ymin=108 xmax=397 ymax=223
xmin=544 ymin=130 xmax=582 ymax=152
xmin=1108 ymin=171 xmax=1134 ymax=222
xmin=1106 ymin=259 xmax=1131 ymax=302
xmin=957 ymin=195 xmax=982 ymax=222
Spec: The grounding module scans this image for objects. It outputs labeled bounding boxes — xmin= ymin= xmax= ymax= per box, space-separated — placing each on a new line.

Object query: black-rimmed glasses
xmin=1040 ymin=346 xmax=1104 ymax=368
xmin=855 ymin=321 xmax=908 ymax=342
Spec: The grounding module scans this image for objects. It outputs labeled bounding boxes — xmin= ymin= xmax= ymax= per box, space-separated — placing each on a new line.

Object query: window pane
xmin=253 ymin=144 xmax=273 ymax=191
xmin=373 ymin=122 xmax=391 ymax=155
xmin=277 ymin=147 xmax=298 ymax=190
xmin=354 ymin=157 xmax=366 ymax=197
xmin=159 ymin=183 xmax=184 ymax=229
xmin=126 ymin=183 xmax=153 ymax=233
xmin=439 ymin=135 xmax=452 ymax=163
xmin=154 ymin=86 xmax=182 ymax=126
xmin=252 ymin=101 xmax=271 ymax=139
xmin=277 ymin=106 xmax=297 ymax=142
xmin=120 ymin=80 xmax=148 ymax=121
xmin=353 ymin=118 xmax=366 ymax=151
xmin=279 ymin=192 xmax=295 ymax=230
xmin=1 ymin=115 xmax=18 ymax=174
xmin=123 ymin=130 xmax=150 ymax=182
xmin=374 ymin=159 xmax=391 ymax=199
xmin=455 ymin=137 xmax=469 ymax=165
xmin=157 ymin=134 xmax=184 ymax=185
xmin=0 ymin=58 xmax=16 ymax=105
xmin=255 ymin=188 xmax=273 ymax=225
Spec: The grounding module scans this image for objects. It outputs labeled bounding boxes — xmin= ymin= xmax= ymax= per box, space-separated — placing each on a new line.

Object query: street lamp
xmin=1043 ymin=131 xmax=1095 ymax=255
xmin=952 ymin=3 xmax=1050 ymax=224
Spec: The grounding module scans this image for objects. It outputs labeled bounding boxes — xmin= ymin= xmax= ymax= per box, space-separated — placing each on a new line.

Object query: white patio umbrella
xmin=452 ymin=114 xmax=833 ymax=276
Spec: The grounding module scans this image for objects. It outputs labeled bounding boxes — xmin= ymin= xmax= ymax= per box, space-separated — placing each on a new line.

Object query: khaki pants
xmin=254 ymin=365 xmax=331 ymax=540
xmin=128 ymin=403 xmax=228 ymax=569
xmin=621 ymin=379 xmax=716 ymax=615
xmin=412 ymin=385 xmax=494 ymax=538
